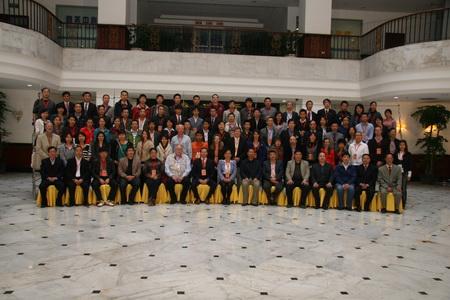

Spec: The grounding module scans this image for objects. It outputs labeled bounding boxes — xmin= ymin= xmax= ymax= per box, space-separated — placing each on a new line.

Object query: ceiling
xmin=141 ymin=0 xmax=446 ymax=11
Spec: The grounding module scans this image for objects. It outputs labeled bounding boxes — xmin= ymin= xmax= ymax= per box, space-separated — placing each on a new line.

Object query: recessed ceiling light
xmin=393 ymin=96 xmax=399 ymax=99
xmin=27 ymin=84 xmax=33 ymax=87
xmin=282 ymin=99 xmax=286 ymax=103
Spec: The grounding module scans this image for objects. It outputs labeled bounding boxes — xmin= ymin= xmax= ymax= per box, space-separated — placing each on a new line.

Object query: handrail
xmin=362 ymin=7 xmax=448 ymax=37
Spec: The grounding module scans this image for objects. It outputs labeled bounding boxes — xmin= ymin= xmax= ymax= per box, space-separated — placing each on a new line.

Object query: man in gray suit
xmin=285 ymin=150 xmax=310 ymax=208
xmin=324 ymin=121 xmax=344 ymax=150
xmin=377 ymin=153 xmax=402 ymax=214
xmin=118 ymin=147 xmax=141 ymax=205
xmin=260 ymin=117 xmax=278 ymax=147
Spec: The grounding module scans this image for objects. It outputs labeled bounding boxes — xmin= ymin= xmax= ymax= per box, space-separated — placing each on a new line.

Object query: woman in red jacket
xmin=320 ymin=137 xmax=335 ymax=168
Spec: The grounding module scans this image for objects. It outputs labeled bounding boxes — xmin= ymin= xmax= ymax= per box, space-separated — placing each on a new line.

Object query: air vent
xmin=420 ymin=97 xmax=438 ymax=100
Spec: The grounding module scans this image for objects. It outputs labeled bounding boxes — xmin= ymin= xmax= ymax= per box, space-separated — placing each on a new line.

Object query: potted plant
xmin=411 ymin=105 xmax=450 ymax=182
xmin=0 ymin=91 xmax=11 ymax=172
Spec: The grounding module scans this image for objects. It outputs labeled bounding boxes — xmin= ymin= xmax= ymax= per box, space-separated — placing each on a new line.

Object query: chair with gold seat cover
xmin=376 ymin=192 xmax=403 ymax=213
xmin=188 ymin=184 xmax=215 ymax=204
xmin=167 ymin=183 xmax=192 ymax=203
xmin=155 ymin=184 xmax=170 ymax=204
xmin=230 ymin=185 xmax=239 ymax=204
xmin=213 ymin=185 xmax=223 ymax=204
xmin=359 ymin=191 xmax=379 ymax=212
xmin=63 ymin=186 xmax=85 ymax=206
xmin=36 ymin=185 xmax=57 ymax=207
xmin=88 ymin=184 xmax=121 ymax=205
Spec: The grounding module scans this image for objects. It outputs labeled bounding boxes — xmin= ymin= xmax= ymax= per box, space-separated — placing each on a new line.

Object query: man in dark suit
xmin=354 ymin=154 xmax=378 ymax=212
xmin=310 ymin=152 xmax=334 ymax=209
xmin=282 ymin=100 xmax=299 ymax=123
xmin=262 ymin=150 xmax=284 ymax=205
xmin=280 ymin=119 xmax=299 ymax=148
xmin=55 ymin=91 xmax=74 ymax=116
xmin=250 ymin=109 xmax=266 ymax=131
xmin=81 ymin=91 xmax=98 ymax=119
xmin=191 ymin=148 xmax=217 ymax=204
xmin=91 ymin=148 xmax=117 ymax=206
xmin=199 ymin=120 xmax=213 ymax=144
xmin=39 ymin=146 xmax=65 ymax=207
xmin=171 ymin=104 xmax=186 ymax=126
xmin=72 ymin=103 xmax=86 ymax=129
xmin=228 ymin=128 xmax=248 ymax=166
xmin=151 ymin=105 xmax=168 ymax=130
xmin=317 ymin=98 xmax=337 ymax=127
xmin=114 ymin=90 xmax=133 ymax=118
xmin=305 ymin=100 xmax=318 ymax=123
xmin=283 ymin=135 xmax=303 ymax=168
xmin=65 ymin=145 xmax=91 ymax=206
xmin=207 ymin=107 xmax=221 ymax=133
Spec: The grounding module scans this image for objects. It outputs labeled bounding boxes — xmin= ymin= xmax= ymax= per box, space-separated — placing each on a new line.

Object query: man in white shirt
xmin=65 ymin=145 xmax=91 ymax=206
xmin=165 ymin=145 xmax=191 ymax=204
xmin=348 ymin=132 xmax=369 ymax=166
xmin=171 ymin=124 xmax=192 ymax=158
xmin=223 ymin=100 xmax=241 ymax=125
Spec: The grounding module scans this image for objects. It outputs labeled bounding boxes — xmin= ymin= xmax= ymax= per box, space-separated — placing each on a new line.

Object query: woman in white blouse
xmin=136 ymin=130 xmax=154 ymax=163
xmin=156 ymin=135 xmax=173 ymax=163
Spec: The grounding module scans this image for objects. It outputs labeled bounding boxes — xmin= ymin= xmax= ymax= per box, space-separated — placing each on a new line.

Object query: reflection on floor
xmin=0 ymin=173 xmax=449 ymax=299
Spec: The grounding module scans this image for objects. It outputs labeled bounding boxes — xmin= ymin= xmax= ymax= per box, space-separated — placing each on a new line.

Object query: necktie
xmin=388 ymin=166 xmax=391 ymax=175
xmin=307 ymin=111 xmax=311 ymax=120
xmin=85 ymin=103 xmax=88 ymax=112
xmin=65 ymin=102 xmax=69 ymax=112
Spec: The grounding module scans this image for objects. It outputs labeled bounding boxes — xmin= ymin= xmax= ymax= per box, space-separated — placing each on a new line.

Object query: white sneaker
xmin=107 ymin=201 xmax=115 ymax=207
xmin=97 ymin=201 xmax=104 ymax=207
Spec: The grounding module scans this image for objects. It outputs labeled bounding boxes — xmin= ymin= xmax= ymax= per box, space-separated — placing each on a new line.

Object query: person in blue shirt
xmin=333 ymin=152 xmax=357 ymax=210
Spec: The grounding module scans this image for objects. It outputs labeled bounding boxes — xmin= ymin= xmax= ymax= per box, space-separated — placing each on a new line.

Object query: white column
xmin=298 ymin=0 xmax=332 ymax=34
xmin=286 ymin=6 xmax=299 ymax=31
xmin=127 ymin=0 xmax=138 ymax=24
xmin=98 ymin=0 xmax=128 ymax=25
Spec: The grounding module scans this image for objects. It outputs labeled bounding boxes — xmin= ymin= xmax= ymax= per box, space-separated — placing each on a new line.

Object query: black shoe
xmin=322 ymin=207 xmax=328 ymax=210
xmin=286 ymin=204 xmax=292 ymax=208
xmin=337 ymin=207 xmax=343 ymax=210
xmin=356 ymin=207 xmax=361 ymax=212
xmin=381 ymin=208 xmax=387 ymax=213
xmin=315 ymin=206 xmax=320 ymax=209
xmin=128 ymin=201 xmax=134 ymax=205
xmin=300 ymin=204 xmax=306 ymax=209
xmin=205 ymin=199 xmax=210 ymax=205
xmin=180 ymin=200 xmax=187 ymax=204
xmin=347 ymin=208 xmax=353 ymax=211
xmin=242 ymin=203 xmax=247 ymax=206
xmin=395 ymin=209 xmax=400 ymax=214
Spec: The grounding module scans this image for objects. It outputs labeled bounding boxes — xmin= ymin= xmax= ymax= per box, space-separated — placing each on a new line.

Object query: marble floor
xmin=0 ymin=173 xmax=449 ymax=300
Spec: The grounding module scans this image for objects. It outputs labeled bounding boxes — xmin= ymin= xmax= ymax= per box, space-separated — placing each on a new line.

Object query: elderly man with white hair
xmin=165 ymin=144 xmax=191 ymax=204
xmin=170 ymin=124 xmax=192 ymax=159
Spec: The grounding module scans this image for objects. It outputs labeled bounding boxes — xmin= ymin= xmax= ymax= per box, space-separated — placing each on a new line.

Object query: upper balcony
xmin=0 ymin=0 xmax=449 ymax=60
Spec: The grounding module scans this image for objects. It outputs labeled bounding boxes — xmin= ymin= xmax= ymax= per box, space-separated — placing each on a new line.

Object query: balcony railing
xmin=1 ymin=0 xmax=449 ymax=60
xmin=361 ymin=8 xmax=450 ymax=57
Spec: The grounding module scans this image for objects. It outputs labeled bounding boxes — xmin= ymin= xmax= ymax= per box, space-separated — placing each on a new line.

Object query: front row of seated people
xmin=39 ymin=142 xmax=403 ymax=213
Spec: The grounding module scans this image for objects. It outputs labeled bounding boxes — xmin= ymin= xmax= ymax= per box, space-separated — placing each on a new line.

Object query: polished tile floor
xmin=0 ymin=173 xmax=449 ymax=299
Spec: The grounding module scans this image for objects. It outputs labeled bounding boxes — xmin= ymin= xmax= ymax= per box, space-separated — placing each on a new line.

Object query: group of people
xmin=33 ymin=88 xmax=412 ymax=213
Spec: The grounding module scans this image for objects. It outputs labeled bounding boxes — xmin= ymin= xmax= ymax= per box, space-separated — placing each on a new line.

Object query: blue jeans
xmin=335 ymin=183 xmax=355 ymax=209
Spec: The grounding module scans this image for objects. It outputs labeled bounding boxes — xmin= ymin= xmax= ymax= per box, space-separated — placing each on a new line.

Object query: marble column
xmin=298 ymin=0 xmax=332 ymax=34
